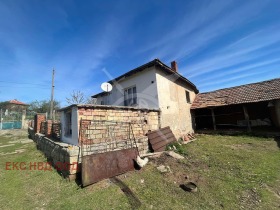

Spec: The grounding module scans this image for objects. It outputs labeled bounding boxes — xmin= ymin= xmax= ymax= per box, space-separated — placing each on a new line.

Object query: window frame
xmin=124 ymin=86 xmax=137 ymax=106
xmin=185 ymin=90 xmax=191 ymax=104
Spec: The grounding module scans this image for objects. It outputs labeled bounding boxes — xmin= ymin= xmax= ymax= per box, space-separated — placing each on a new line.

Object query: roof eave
xmin=91 ymin=59 xmax=199 ymax=97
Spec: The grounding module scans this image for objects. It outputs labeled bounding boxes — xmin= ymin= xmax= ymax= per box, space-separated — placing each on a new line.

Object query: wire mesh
xmin=79 ymin=120 xmax=137 ymax=157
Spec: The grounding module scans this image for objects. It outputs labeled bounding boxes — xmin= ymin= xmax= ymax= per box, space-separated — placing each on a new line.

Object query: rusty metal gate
xmin=79 ymin=120 xmax=138 ymax=186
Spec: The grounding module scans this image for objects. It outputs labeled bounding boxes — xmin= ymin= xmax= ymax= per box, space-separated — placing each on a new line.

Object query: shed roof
xmin=191 ymin=78 xmax=280 ymax=109
xmin=92 ymin=58 xmax=198 ymax=98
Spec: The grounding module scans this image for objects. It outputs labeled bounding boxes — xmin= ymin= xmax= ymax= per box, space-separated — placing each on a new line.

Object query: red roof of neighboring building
xmin=8 ymin=99 xmax=28 ymax=106
xmin=191 ymin=78 xmax=280 ymax=109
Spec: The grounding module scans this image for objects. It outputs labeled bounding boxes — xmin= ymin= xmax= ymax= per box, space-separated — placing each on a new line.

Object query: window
xmin=124 ymin=86 xmax=137 ymax=106
xmin=186 ymin=91 xmax=191 ymax=103
xmin=65 ymin=112 xmax=72 ymax=136
xmin=100 ymin=101 xmax=104 ymax=105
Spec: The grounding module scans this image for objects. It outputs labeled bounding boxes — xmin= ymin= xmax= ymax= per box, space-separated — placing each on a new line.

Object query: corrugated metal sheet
xmin=147 ymin=126 xmax=176 ymax=152
xmin=82 ymin=148 xmax=137 ymax=187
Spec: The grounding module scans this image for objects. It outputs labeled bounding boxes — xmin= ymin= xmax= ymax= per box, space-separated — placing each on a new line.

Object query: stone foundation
xmin=29 ymin=127 xmax=81 ymax=180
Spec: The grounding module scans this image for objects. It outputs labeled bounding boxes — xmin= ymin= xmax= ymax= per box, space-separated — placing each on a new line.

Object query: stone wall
xmin=28 ymin=127 xmax=80 ymax=180
xmin=81 ymin=136 xmax=149 ymax=156
xmin=78 ymin=106 xmax=160 ymax=139
xmin=28 ymin=126 xmax=148 ymax=181
xmin=77 ymin=106 xmax=160 ymax=155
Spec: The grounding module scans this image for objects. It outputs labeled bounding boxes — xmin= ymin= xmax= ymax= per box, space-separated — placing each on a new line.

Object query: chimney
xmin=171 ymin=61 xmax=178 ymax=72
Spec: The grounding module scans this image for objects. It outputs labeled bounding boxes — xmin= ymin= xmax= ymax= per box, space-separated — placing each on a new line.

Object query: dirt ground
xmin=1 ymin=130 xmax=280 ymax=209
xmin=0 ymin=129 xmax=32 ymax=156
xmin=0 ymin=129 xmax=28 ymax=136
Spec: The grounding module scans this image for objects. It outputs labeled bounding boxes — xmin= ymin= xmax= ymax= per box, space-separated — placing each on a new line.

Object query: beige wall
xmin=155 ymin=68 xmax=196 ymax=138
xmin=95 ymin=66 xmax=198 ymax=138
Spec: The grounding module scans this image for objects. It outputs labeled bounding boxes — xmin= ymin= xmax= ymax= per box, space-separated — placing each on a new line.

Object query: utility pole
xmin=0 ymin=109 xmax=2 ymax=130
xmin=50 ymin=68 xmax=55 ymax=120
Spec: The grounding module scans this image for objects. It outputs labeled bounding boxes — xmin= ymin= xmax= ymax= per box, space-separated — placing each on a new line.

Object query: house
xmin=191 ymin=78 xmax=280 ymax=131
xmin=0 ymin=99 xmax=28 ymax=112
xmin=0 ymin=99 xmax=28 ymax=129
xmin=92 ymin=59 xmax=199 ymax=138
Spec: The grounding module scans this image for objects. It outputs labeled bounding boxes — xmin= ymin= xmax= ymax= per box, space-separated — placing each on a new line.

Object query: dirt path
xmin=0 ymin=129 xmax=32 ymax=156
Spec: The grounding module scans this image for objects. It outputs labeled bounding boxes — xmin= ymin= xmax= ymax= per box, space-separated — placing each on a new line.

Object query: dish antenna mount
xmin=101 ymin=82 xmax=112 ymax=92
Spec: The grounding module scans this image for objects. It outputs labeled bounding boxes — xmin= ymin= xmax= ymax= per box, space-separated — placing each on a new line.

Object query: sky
xmin=0 ymin=0 xmax=280 ymax=106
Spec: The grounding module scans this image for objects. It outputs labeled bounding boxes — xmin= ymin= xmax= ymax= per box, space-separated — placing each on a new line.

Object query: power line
xmin=0 ymin=85 xmax=50 ymax=89
xmin=0 ymin=80 xmax=49 ymax=87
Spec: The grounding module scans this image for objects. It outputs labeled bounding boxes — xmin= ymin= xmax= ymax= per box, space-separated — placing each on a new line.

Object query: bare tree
xmin=66 ymin=90 xmax=95 ymax=105
xmin=66 ymin=90 xmax=86 ymax=104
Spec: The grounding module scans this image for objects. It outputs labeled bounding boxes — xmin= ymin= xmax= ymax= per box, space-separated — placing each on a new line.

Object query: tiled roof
xmin=191 ymin=78 xmax=280 ymax=109
xmin=8 ymin=99 xmax=28 ymax=106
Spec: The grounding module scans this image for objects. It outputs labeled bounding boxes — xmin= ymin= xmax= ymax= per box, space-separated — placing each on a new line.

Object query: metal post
xmin=50 ymin=69 xmax=55 ymax=120
xmin=243 ymin=105 xmax=251 ymax=132
xmin=211 ymin=108 xmax=216 ymax=130
xmin=0 ymin=109 xmax=2 ymax=130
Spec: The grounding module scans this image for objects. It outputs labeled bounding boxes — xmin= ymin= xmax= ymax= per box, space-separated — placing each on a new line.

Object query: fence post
xmin=21 ymin=110 xmax=26 ymax=129
xmin=0 ymin=109 xmax=2 ymax=130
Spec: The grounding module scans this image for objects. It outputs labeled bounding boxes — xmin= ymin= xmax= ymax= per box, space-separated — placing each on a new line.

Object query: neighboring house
xmin=0 ymin=99 xmax=28 ymax=112
xmin=92 ymin=59 xmax=199 ymax=137
xmin=0 ymin=99 xmax=28 ymax=129
xmin=191 ymin=78 xmax=280 ymax=130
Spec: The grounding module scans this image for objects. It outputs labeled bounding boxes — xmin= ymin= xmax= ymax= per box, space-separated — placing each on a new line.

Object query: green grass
xmin=0 ymin=131 xmax=279 ymax=209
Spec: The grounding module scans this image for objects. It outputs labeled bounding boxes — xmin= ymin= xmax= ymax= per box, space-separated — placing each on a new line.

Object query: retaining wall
xmin=28 ymin=127 xmax=80 ymax=180
xmin=28 ymin=126 xmax=149 ymax=181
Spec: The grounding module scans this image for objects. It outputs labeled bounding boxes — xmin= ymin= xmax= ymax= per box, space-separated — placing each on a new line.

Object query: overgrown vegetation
xmin=0 ymin=131 xmax=279 ymax=209
xmin=166 ymin=141 xmax=188 ymax=156
xmin=28 ymin=100 xmax=60 ymax=113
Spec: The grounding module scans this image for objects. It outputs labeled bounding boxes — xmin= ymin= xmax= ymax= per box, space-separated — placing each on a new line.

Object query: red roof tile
xmin=191 ymin=78 xmax=280 ymax=109
xmin=8 ymin=99 xmax=28 ymax=106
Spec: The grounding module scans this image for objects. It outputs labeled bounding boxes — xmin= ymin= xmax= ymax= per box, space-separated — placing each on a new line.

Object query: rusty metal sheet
xmin=147 ymin=126 xmax=176 ymax=152
xmin=82 ymin=148 xmax=137 ymax=187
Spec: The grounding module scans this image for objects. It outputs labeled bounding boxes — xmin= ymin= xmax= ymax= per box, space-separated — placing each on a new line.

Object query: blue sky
xmin=0 ymin=0 xmax=280 ymax=106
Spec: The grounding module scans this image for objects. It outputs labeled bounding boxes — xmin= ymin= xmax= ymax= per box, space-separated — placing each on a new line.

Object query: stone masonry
xmin=28 ymin=127 xmax=80 ymax=180
xmin=77 ymin=106 xmax=160 ymax=155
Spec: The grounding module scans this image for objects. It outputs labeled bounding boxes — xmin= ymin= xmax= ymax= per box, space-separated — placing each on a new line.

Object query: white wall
xmin=155 ymin=68 xmax=196 ymax=138
xmin=60 ymin=106 xmax=79 ymax=145
xmin=96 ymin=67 xmax=159 ymax=109
xmin=95 ymin=66 xmax=197 ymax=138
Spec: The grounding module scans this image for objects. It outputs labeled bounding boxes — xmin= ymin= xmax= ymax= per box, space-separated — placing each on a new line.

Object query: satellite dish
xmin=101 ymin=82 xmax=112 ymax=92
